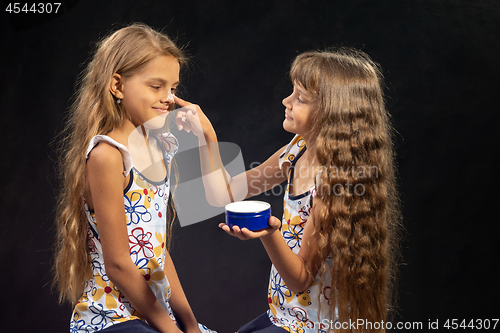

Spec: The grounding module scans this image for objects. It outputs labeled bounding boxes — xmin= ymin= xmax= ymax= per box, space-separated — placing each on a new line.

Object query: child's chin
xmin=282 ymin=122 xmax=297 ymax=134
xmin=144 ymin=114 xmax=168 ymax=130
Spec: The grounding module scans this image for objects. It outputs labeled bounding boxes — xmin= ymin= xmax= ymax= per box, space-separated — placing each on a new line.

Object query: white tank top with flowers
xmin=70 ymin=134 xmax=214 ymax=333
xmin=266 ymin=135 xmax=334 ymax=333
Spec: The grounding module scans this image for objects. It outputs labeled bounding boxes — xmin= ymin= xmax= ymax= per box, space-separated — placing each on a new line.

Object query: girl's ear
xmin=109 ymin=73 xmax=124 ymax=99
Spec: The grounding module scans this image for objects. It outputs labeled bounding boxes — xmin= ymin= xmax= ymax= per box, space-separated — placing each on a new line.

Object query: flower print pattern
xmin=282 ymin=225 xmax=304 ymax=251
xmin=295 ymin=288 xmax=315 ymax=307
xmin=87 ymin=302 xmax=125 ymax=327
xmin=268 ymin=288 xmax=278 ymax=317
xmin=285 ymin=154 xmax=296 ymax=164
xmin=289 ymin=306 xmax=308 ymax=323
xmin=165 ymin=284 xmax=172 ymax=300
xmin=267 ymin=135 xmax=333 ymax=333
xmin=70 ymin=318 xmax=85 ymax=333
xmin=159 ymin=132 xmax=179 ymax=163
xmin=280 ymin=136 xmax=305 ymax=166
xmin=285 ymin=320 xmax=307 ymax=333
xmin=90 ymin=255 xmax=106 ymax=279
xmin=73 ymin=134 xmax=219 ymax=333
xmin=129 ymin=227 xmax=154 ymax=259
xmin=283 ymin=208 xmax=302 ymax=227
xmin=282 ymin=208 xmax=304 ymax=251
xmin=134 ymin=178 xmax=158 ymax=206
xmin=75 ymin=134 xmax=216 ymax=333
xmin=124 ymin=191 xmax=152 ymax=225
xmin=297 ymin=206 xmax=310 ymax=224
xmin=71 ymin=297 xmax=88 ymax=332
xmin=136 ymin=173 xmax=168 ymax=206
xmin=270 ymin=271 xmax=294 ymax=308
xmin=153 ymin=231 xmax=166 ymax=265
xmin=86 ymin=225 xmax=99 ymax=254
xmin=139 ymin=258 xmax=166 ymax=288
xmin=322 ymin=286 xmax=332 ymax=306
xmin=91 ymin=274 xmax=122 ymax=310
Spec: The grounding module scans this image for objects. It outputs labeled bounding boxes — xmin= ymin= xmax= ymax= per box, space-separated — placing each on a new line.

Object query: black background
xmin=1 ymin=0 xmax=499 ymax=331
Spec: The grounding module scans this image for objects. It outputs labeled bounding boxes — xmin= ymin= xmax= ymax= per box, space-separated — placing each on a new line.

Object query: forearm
xmin=260 ymin=231 xmax=313 ymax=293
xmin=197 ymin=132 xmax=247 ymax=206
xmin=174 ymin=98 xmax=253 ymax=205
xmin=163 ymin=251 xmax=200 ymax=332
xmin=106 ymin=261 xmax=180 ymax=333
xmin=198 ymin=136 xmax=233 ymax=206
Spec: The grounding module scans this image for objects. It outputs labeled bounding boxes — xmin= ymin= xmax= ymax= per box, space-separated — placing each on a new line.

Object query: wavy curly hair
xmin=291 ymin=49 xmax=401 ymax=332
xmin=53 ymin=23 xmax=186 ymax=305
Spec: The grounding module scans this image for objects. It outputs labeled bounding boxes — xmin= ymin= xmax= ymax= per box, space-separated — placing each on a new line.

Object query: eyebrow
xmin=295 ymin=85 xmax=312 ymax=99
xmin=146 ymin=78 xmax=179 ymax=86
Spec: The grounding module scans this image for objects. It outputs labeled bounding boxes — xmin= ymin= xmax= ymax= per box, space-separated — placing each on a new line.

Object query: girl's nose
xmin=282 ymin=94 xmax=292 ymax=109
xmin=162 ymin=90 xmax=175 ymax=105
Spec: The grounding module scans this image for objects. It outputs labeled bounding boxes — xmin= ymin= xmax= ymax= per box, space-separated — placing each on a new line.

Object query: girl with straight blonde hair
xmin=54 ymin=23 xmax=214 ymax=333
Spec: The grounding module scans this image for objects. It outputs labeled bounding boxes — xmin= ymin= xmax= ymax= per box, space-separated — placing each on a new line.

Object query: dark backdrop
xmin=1 ymin=0 xmax=499 ymax=331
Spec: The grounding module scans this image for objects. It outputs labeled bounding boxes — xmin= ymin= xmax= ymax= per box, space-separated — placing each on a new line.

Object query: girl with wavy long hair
xmin=54 ymin=23 xmax=214 ymax=333
xmin=175 ymin=48 xmax=401 ymax=333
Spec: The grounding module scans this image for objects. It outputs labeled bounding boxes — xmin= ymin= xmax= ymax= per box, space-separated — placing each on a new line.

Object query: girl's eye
xmin=152 ymin=86 xmax=161 ymax=90
xmin=297 ymin=96 xmax=304 ymax=104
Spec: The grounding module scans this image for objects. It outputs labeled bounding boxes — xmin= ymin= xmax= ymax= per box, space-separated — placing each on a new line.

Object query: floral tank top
xmin=267 ymin=135 xmax=334 ymax=333
xmin=70 ymin=134 xmax=213 ymax=333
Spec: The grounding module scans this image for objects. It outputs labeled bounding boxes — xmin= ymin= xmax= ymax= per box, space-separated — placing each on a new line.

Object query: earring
xmin=117 ymin=99 xmax=121 ymax=104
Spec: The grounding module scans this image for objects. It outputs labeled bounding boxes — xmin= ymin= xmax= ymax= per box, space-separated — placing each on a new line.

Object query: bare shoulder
xmin=87 ymin=142 xmax=124 ymax=176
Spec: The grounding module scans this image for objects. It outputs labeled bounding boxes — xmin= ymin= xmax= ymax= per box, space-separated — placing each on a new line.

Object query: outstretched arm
xmin=174 ymin=96 xmax=288 ymax=206
xmin=87 ymin=143 xmax=181 ymax=333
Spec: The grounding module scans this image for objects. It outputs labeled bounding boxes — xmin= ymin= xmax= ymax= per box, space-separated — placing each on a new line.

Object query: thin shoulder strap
xmin=279 ymin=134 xmax=304 ymax=170
xmin=86 ymin=135 xmax=133 ymax=176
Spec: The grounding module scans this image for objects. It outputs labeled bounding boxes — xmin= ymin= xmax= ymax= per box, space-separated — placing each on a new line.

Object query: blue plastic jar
xmin=225 ymin=201 xmax=271 ymax=231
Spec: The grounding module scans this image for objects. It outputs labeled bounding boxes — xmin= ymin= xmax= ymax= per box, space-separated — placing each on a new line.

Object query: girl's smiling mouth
xmin=153 ymin=107 xmax=168 ymax=114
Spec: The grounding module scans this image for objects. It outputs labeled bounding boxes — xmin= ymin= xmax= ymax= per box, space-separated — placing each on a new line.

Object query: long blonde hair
xmin=291 ymin=49 xmax=401 ymax=332
xmin=54 ymin=23 xmax=186 ymax=305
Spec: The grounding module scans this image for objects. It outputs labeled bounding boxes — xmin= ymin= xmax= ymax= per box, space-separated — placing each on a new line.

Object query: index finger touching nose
xmin=173 ymin=95 xmax=192 ymax=107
